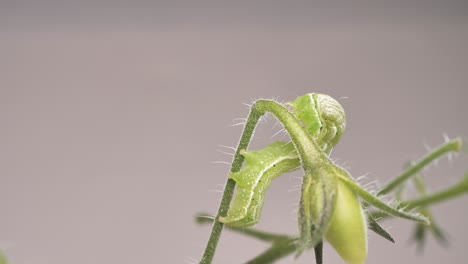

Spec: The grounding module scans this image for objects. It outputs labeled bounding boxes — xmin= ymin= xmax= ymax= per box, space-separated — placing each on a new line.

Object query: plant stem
xmin=197 ymin=213 xmax=297 ymax=263
xmin=378 ymin=138 xmax=462 ymax=195
xmin=200 ymin=108 xmax=262 ymax=264
xmin=195 ymin=213 xmax=292 ymax=242
xmin=371 ymin=174 xmax=468 ymax=220
xmin=245 ymin=239 xmax=297 ymax=264
xmin=401 ymin=175 xmax=468 ymax=210
xmin=337 ymin=171 xmax=429 ymax=223
xmin=314 ymin=241 xmax=323 ymax=264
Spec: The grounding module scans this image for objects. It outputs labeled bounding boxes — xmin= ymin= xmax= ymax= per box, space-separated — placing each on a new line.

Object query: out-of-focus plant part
xmin=0 ymin=251 xmax=7 ymax=264
xmin=392 ymin=165 xmax=451 ymax=252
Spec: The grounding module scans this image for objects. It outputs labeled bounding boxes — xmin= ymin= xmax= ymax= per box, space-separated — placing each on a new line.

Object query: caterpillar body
xmin=219 ymin=141 xmax=300 ymax=226
xmin=219 ymin=93 xmax=346 ymax=226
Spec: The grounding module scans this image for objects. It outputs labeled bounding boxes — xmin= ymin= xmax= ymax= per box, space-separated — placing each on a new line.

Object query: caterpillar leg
xmin=219 ymin=188 xmax=260 ymax=226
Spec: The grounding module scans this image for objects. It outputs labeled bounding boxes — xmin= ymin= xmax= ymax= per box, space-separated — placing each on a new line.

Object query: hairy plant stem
xmin=197 ymin=214 xmax=321 ymax=263
xmin=371 ymin=174 xmax=468 ymax=220
xmin=200 ymin=108 xmax=262 ymax=264
xmin=378 ymin=138 xmax=462 ymax=195
xmin=246 ymin=239 xmax=297 ymax=264
xmin=195 ymin=213 xmax=292 ymax=242
xmin=200 ymin=100 xmax=326 ymax=263
xmin=400 ymin=175 xmax=468 ymax=210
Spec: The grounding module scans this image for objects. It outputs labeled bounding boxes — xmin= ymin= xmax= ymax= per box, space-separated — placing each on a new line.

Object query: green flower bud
xmin=325 ymin=180 xmax=368 ymax=264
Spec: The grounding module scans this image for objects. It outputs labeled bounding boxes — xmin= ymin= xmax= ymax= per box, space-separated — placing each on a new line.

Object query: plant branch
xmin=195 ymin=213 xmax=292 ymax=242
xmin=378 ymin=138 xmax=462 ymax=195
xmin=200 ymin=108 xmax=263 ymax=264
xmin=314 ymin=241 xmax=323 ymax=264
xmin=197 ymin=212 xmax=298 ymax=263
xmin=245 ymin=239 xmax=297 ymax=264
xmin=401 ymin=174 xmax=468 ymax=210
xmin=371 ymin=173 xmax=468 ymax=220
xmin=336 ymin=170 xmax=429 ymax=224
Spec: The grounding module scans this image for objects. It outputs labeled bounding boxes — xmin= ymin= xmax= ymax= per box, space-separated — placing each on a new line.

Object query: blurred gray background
xmin=1 ymin=1 xmax=468 ymax=263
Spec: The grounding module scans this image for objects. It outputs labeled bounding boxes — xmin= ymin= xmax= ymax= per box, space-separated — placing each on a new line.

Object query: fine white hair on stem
xmin=288 ymin=172 xmax=304 ymax=182
xmin=328 ymin=147 xmax=334 ymax=157
xmin=371 ymin=214 xmax=383 ymax=221
xmin=288 ymin=206 xmax=299 ymax=222
xmin=332 ymin=158 xmax=350 ymax=171
xmin=447 ymin=152 xmax=455 ymax=166
xmin=273 ymin=129 xmax=291 ymax=140
xmin=442 ymin=133 xmax=457 ymax=165
xmin=185 ymin=256 xmax=199 ymax=264
xmin=290 ymin=165 xmax=303 ymax=171
xmin=242 ymin=102 xmax=253 ymax=108
xmin=232 ymin=117 xmax=247 ymax=122
xmin=272 ymin=120 xmax=283 ymax=130
xmin=207 ymin=182 xmax=226 ymax=194
xmin=383 ymin=225 xmax=393 ymax=234
xmin=288 ymin=184 xmax=302 ymax=193
xmin=272 ymin=96 xmax=281 ymax=102
xmin=207 ymin=188 xmax=224 ymax=194
xmin=263 ymin=114 xmax=271 ymax=125
xmin=388 ymin=198 xmax=402 ymax=210
xmin=242 ymin=96 xmax=261 ymax=109
xmin=423 ymin=141 xmax=432 ymax=153
xmin=263 ymin=96 xmax=282 ymax=104
xmin=229 ymin=117 xmax=247 ymax=127
xmin=356 ymin=173 xmax=370 ymax=183
xmin=355 ymin=174 xmax=380 ymax=195
xmin=229 ymin=122 xmax=246 ymax=127
xmin=216 ymin=149 xmax=234 ymax=156
xmin=443 ymin=133 xmax=451 ymax=143
xmin=211 ymin=161 xmax=231 ymax=165
xmin=362 ymin=180 xmax=379 ymax=192
xmin=270 ymin=128 xmax=286 ymax=139
xmin=258 ymin=115 xmax=268 ymax=126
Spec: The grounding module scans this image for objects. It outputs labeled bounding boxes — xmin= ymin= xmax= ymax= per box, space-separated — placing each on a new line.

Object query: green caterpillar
xmin=219 ymin=93 xmax=346 ymax=226
xmin=218 ymin=141 xmax=300 ymax=226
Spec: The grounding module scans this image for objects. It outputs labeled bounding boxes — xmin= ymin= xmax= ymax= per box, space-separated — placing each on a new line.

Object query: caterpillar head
xmin=289 ymin=93 xmax=346 ymax=153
